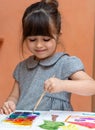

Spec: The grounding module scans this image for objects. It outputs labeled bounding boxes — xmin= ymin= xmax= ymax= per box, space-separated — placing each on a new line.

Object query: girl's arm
xmin=0 ymin=80 xmax=20 ymax=114
xmin=44 ymin=71 xmax=95 ymax=96
xmin=7 ymin=80 xmax=20 ymax=104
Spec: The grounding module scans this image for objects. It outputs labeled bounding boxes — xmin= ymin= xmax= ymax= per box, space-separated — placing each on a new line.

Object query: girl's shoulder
xmin=51 ymin=52 xmax=83 ymax=64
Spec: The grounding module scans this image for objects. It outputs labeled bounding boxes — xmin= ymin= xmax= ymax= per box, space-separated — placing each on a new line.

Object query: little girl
xmin=0 ymin=0 xmax=95 ymax=114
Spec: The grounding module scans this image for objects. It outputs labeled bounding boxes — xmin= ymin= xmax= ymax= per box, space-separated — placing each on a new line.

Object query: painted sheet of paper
xmin=65 ymin=115 xmax=95 ymax=128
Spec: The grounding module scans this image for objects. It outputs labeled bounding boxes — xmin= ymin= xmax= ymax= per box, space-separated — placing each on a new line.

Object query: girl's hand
xmin=0 ymin=100 xmax=16 ymax=115
xmin=44 ymin=77 xmax=63 ymax=93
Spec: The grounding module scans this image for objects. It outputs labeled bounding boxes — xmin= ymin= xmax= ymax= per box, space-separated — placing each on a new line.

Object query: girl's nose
xmin=36 ymin=41 xmax=43 ymax=48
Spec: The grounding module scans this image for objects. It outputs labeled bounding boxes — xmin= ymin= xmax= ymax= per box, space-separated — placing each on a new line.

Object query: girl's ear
xmin=58 ymin=30 xmax=62 ymax=37
xmin=60 ymin=30 xmax=63 ymax=35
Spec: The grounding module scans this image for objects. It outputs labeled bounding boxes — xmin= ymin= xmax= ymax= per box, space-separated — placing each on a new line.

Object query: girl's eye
xmin=43 ymin=38 xmax=51 ymax=42
xmin=28 ymin=39 xmax=36 ymax=42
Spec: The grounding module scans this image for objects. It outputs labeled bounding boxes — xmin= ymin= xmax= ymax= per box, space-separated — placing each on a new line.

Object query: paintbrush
xmin=32 ymin=91 xmax=46 ymax=114
xmin=32 ymin=75 xmax=55 ymax=114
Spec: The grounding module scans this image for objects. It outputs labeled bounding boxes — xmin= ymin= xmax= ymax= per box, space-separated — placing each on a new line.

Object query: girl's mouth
xmin=35 ymin=49 xmax=47 ymax=53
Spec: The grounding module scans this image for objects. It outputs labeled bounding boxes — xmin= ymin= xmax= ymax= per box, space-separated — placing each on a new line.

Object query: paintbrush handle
xmin=32 ymin=91 xmax=46 ymax=113
xmin=32 ymin=75 xmax=55 ymax=113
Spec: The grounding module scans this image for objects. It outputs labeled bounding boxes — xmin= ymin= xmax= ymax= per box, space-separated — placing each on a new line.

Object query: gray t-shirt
xmin=13 ymin=52 xmax=84 ymax=111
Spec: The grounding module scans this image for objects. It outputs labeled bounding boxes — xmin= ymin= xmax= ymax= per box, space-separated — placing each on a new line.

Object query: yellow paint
xmin=60 ymin=124 xmax=78 ymax=130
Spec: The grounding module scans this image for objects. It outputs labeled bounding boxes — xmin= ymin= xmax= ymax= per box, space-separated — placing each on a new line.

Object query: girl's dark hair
xmin=22 ymin=0 xmax=61 ymax=42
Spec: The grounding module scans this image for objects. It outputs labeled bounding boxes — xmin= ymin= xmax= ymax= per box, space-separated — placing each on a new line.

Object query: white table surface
xmin=0 ymin=110 xmax=95 ymax=130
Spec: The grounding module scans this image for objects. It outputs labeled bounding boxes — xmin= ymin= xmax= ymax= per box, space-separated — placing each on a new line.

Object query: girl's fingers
xmin=0 ymin=108 xmax=4 ymax=114
xmin=1 ymin=104 xmax=11 ymax=114
xmin=44 ymin=82 xmax=53 ymax=93
xmin=48 ymin=86 xmax=54 ymax=93
xmin=6 ymin=102 xmax=15 ymax=114
xmin=0 ymin=101 xmax=15 ymax=114
xmin=8 ymin=102 xmax=15 ymax=112
xmin=44 ymin=80 xmax=52 ymax=91
xmin=0 ymin=106 xmax=8 ymax=114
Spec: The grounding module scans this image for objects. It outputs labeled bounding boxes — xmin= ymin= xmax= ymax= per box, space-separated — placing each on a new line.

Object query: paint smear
xmin=4 ymin=111 xmax=40 ymax=126
xmin=39 ymin=120 xmax=64 ymax=130
xmin=60 ymin=124 xmax=78 ymax=130
xmin=51 ymin=115 xmax=58 ymax=121
xmin=68 ymin=121 xmax=95 ymax=129
xmin=65 ymin=115 xmax=95 ymax=128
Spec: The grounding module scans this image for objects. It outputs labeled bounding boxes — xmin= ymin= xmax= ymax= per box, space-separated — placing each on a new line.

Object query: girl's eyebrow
xmin=27 ymin=36 xmax=36 ymax=38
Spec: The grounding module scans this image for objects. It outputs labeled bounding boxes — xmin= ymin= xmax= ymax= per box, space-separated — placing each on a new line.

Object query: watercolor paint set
xmin=4 ymin=111 xmax=40 ymax=126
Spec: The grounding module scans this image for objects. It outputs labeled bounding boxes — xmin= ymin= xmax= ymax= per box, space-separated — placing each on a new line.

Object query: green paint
xmin=39 ymin=120 xmax=64 ymax=130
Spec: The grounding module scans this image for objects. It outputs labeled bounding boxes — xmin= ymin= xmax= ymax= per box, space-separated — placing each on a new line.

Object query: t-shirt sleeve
xmin=62 ymin=56 xmax=85 ymax=78
xmin=13 ymin=62 xmax=21 ymax=82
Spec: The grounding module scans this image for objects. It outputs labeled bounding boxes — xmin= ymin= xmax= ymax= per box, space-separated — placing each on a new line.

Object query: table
xmin=0 ymin=110 xmax=95 ymax=130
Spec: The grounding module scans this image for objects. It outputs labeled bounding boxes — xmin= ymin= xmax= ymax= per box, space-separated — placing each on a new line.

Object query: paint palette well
xmin=4 ymin=111 xmax=40 ymax=126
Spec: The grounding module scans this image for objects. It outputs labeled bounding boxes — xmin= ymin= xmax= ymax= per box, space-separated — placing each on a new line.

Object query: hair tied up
xmin=41 ymin=0 xmax=58 ymax=8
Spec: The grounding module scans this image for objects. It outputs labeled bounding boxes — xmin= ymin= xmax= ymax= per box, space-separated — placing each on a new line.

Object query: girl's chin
xmin=35 ymin=55 xmax=50 ymax=60
xmin=36 ymin=55 xmax=55 ymax=60
xmin=35 ymin=52 xmax=55 ymax=60
xmin=35 ymin=56 xmax=48 ymax=60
